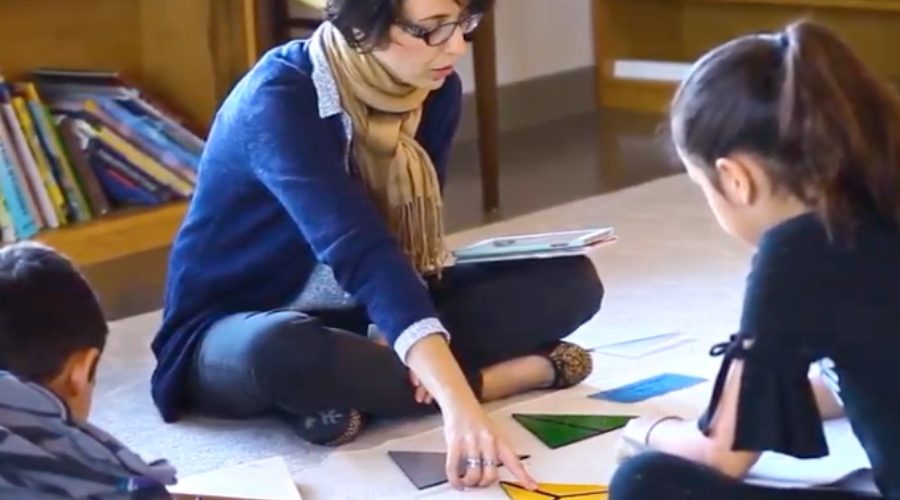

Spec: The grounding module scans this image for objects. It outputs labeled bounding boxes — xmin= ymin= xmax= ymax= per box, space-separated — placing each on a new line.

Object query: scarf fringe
xmin=394 ymin=198 xmax=447 ymax=274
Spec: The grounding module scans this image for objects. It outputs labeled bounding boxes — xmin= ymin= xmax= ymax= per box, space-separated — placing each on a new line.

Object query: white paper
xmin=591 ymin=332 xmax=695 ymax=358
xmin=748 ymin=419 xmax=874 ymax=493
xmin=168 ymin=456 xmax=302 ymax=500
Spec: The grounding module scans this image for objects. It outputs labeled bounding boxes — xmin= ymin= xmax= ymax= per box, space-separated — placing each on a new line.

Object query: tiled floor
xmin=87 ymin=108 xmax=675 ymax=320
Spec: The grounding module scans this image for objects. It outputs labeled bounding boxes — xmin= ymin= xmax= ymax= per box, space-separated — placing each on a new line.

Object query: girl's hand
xmin=614 ymin=416 xmax=659 ymax=464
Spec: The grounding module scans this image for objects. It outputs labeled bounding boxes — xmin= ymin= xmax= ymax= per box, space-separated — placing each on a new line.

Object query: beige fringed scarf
xmin=319 ymin=23 xmax=447 ymax=274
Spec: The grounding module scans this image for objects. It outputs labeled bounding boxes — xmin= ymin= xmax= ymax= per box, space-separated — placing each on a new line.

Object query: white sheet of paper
xmin=168 ymin=456 xmax=302 ymax=500
xmin=591 ymin=332 xmax=695 ymax=358
xmin=748 ymin=419 xmax=874 ymax=493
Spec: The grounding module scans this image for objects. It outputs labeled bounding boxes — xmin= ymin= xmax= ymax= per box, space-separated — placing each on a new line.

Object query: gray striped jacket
xmin=0 ymin=372 xmax=176 ymax=499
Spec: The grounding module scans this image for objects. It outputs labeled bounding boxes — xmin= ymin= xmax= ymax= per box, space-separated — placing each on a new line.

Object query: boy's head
xmin=0 ymin=242 xmax=108 ymax=421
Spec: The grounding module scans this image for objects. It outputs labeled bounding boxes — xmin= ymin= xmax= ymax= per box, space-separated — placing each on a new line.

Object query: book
xmin=452 ymin=227 xmax=617 ymax=265
xmin=0 ymin=81 xmax=59 ymax=228
xmin=56 ymin=116 xmax=110 ymax=216
xmin=0 ymin=131 xmax=38 ymax=238
xmin=84 ymin=98 xmax=198 ymax=181
xmin=18 ymin=83 xmax=92 ymax=222
xmin=10 ymin=96 xmax=69 ymax=224
xmin=33 ymin=67 xmax=205 ymax=143
xmin=748 ymin=419 xmax=876 ymax=494
xmin=89 ymin=141 xmax=173 ymax=205
xmin=87 ymin=124 xmax=193 ymax=197
xmin=0 ymin=192 xmax=15 ymax=242
xmin=0 ymin=104 xmax=43 ymax=228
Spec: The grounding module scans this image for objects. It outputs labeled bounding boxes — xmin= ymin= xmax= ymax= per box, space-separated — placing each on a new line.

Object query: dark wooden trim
xmin=472 ymin=9 xmax=501 ymax=215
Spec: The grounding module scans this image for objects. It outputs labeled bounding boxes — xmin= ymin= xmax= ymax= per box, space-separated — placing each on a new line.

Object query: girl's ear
xmin=714 ymin=156 xmax=757 ymax=206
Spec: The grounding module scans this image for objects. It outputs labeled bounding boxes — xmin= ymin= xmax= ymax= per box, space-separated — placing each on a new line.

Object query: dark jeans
xmin=186 ymin=256 xmax=603 ymax=420
xmin=610 ymin=452 xmax=878 ymax=500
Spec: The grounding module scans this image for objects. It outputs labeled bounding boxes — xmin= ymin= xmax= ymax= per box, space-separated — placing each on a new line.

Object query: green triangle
xmin=513 ymin=414 xmax=604 ymax=449
xmin=523 ymin=414 xmax=634 ymax=432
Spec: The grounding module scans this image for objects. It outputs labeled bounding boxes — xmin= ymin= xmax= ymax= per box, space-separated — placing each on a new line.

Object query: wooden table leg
xmin=472 ymin=9 xmax=500 ymax=216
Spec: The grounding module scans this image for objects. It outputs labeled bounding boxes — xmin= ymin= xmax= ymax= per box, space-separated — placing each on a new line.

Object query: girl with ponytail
xmin=610 ymin=20 xmax=900 ymax=500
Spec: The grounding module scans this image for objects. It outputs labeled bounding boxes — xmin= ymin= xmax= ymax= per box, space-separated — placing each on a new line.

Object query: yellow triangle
xmin=541 ymin=482 xmax=608 ymax=497
xmin=500 ymin=482 xmax=608 ymax=500
xmin=500 ymin=482 xmax=555 ymax=500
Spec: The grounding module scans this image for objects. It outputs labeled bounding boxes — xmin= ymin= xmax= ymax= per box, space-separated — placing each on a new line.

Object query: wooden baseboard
xmin=598 ymin=79 xmax=677 ymax=114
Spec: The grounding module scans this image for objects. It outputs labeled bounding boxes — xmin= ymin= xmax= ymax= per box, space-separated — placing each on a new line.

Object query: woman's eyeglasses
xmin=397 ymin=13 xmax=484 ymax=47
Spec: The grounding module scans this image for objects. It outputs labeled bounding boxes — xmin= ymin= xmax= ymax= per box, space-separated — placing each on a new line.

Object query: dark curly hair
xmin=327 ymin=0 xmax=493 ymax=50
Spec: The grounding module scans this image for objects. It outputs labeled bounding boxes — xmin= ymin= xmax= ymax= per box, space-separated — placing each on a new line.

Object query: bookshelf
xmin=593 ymin=0 xmax=900 ymax=113
xmin=0 ymin=0 xmax=259 ymax=266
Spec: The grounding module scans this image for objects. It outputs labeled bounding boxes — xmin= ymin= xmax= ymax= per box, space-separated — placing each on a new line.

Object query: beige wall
xmin=455 ymin=0 xmax=594 ymax=92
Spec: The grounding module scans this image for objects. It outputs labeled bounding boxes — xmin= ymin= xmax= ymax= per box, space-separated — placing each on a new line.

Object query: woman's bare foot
xmin=479 ymin=355 xmax=556 ymax=401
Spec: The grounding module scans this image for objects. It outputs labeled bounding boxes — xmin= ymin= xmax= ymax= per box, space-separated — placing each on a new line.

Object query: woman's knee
xmin=189 ymin=311 xmax=325 ymax=416
xmin=242 ymin=311 xmax=331 ymax=378
xmin=553 ymin=256 xmax=604 ymax=328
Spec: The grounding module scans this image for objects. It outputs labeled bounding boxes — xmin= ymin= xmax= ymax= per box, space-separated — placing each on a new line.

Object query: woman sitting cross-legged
xmin=150 ymin=0 xmax=603 ymax=491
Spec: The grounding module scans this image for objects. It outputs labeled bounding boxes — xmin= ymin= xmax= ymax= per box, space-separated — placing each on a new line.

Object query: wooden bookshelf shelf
xmin=593 ymin=0 xmax=900 ymax=113
xmin=36 ymin=202 xmax=188 ymax=267
xmin=0 ymin=0 xmax=261 ymax=267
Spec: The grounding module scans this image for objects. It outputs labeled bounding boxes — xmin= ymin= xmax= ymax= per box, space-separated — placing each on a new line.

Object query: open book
xmin=451 ymin=227 xmax=616 ymax=265
xmin=748 ymin=419 xmax=877 ymax=495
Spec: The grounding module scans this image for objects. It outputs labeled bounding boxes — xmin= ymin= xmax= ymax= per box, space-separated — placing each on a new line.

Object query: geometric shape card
xmin=500 ymin=481 xmax=608 ymax=500
xmin=519 ymin=414 xmax=634 ymax=432
xmin=589 ymin=373 xmax=706 ymax=403
xmin=512 ymin=414 xmax=633 ymax=449
xmin=389 ymin=451 xmax=530 ymax=490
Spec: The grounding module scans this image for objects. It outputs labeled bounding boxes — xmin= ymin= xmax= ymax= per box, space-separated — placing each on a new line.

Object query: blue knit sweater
xmin=150 ymin=39 xmax=461 ymax=422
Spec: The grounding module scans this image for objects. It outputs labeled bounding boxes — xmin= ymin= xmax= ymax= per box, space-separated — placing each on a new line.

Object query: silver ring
xmin=482 ymin=459 xmax=499 ymax=467
xmin=465 ymin=458 xmax=483 ymax=468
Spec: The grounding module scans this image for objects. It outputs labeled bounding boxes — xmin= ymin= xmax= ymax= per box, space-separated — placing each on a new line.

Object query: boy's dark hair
xmin=0 ymin=242 xmax=108 ymax=383
xmin=671 ymin=20 xmax=900 ymax=236
xmin=327 ymin=0 xmax=493 ymax=50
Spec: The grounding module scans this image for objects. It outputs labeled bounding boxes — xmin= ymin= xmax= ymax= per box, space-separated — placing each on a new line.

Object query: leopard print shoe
xmin=543 ymin=341 xmax=594 ymax=389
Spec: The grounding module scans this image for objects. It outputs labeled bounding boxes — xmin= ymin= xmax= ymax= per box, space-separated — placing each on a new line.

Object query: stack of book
xmin=0 ymin=69 xmax=205 ymax=243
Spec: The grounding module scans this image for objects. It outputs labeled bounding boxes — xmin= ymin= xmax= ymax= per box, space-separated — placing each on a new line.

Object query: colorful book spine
xmin=20 ymin=83 xmax=92 ymax=222
xmin=0 ymin=192 xmax=15 ymax=243
xmin=92 ymin=125 xmax=193 ymax=197
xmin=10 ymin=97 xmax=68 ymax=224
xmin=91 ymin=141 xmax=173 ymax=201
xmin=56 ymin=117 xmax=110 ymax=217
xmin=0 ymin=131 xmax=38 ymax=238
xmin=85 ymin=99 xmax=197 ymax=183
xmin=89 ymin=145 xmax=169 ymax=206
xmin=0 ymin=83 xmax=59 ymax=228
xmin=0 ymin=109 xmax=43 ymax=229
xmin=126 ymin=97 xmax=205 ymax=157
